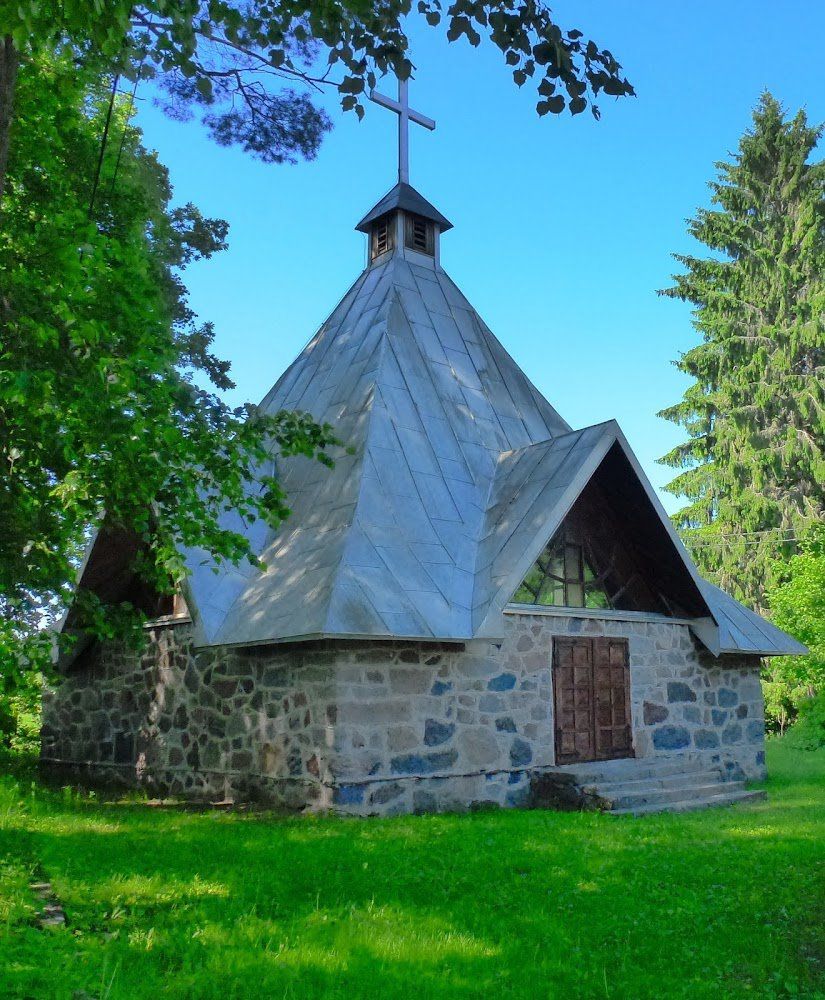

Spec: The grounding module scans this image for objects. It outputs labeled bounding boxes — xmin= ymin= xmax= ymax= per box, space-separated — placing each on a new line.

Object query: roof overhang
xmin=355 ymin=182 xmax=453 ymax=233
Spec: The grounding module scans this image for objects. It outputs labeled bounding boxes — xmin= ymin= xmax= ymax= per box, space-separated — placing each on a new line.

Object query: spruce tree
xmin=659 ymin=94 xmax=824 ymax=607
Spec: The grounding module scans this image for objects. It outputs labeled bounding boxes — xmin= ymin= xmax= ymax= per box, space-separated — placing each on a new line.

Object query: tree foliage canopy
xmin=2 ymin=0 xmax=634 ymax=175
xmin=0 ymin=1 xmax=633 ymax=691
xmin=0 ymin=54 xmax=338 ymax=684
xmin=658 ymin=94 xmax=825 ymax=605
xmin=763 ymin=527 xmax=825 ymax=735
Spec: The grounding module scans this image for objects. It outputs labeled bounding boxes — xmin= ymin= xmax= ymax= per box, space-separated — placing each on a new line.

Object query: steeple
xmin=358 ymin=76 xmax=452 ymax=265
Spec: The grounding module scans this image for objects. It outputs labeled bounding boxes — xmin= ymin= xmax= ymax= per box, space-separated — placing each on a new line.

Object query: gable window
xmin=404 ymin=213 xmax=434 ymax=256
xmin=513 ymin=524 xmax=612 ymax=610
xmin=370 ymin=214 xmax=394 ymax=260
xmin=509 ymin=490 xmax=672 ymax=615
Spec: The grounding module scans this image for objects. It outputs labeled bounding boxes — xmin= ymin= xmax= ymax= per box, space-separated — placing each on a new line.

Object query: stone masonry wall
xmin=505 ymin=613 xmax=766 ymax=782
xmin=41 ymin=613 xmax=766 ymax=815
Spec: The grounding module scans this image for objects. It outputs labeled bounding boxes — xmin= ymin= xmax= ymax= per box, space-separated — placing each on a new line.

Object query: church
xmin=42 ymin=82 xmax=805 ymax=816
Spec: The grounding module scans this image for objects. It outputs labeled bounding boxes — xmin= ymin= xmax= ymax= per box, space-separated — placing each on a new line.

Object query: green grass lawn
xmin=1 ymin=741 xmax=823 ymax=1000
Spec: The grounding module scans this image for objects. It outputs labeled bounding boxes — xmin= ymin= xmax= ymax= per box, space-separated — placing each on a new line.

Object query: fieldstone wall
xmin=41 ymin=612 xmax=766 ymax=815
xmin=505 ymin=613 xmax=766 ymax=781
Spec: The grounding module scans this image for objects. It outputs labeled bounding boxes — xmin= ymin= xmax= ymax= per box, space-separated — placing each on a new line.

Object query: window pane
xmin=537 ymin=578 xmax=564 ymax=606
xmin=585 ymin=587 xmax=610 ymax=610
xmin=564 ymin=544 xmax=581 ymax=583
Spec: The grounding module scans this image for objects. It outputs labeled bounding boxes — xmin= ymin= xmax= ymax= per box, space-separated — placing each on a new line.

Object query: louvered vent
xmin=370 ymin=215 xmax=394 ymax=260
xmin=404 ymin=213 xmax=434 ymax=256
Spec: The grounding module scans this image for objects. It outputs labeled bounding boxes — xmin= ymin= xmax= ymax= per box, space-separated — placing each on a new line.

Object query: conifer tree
xmin=659 ymin=94 xmax=824 ymax=607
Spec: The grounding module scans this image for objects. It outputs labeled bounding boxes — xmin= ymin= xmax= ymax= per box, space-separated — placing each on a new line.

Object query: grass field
xmin=1 ymin=741 xmax=823 ymax=1000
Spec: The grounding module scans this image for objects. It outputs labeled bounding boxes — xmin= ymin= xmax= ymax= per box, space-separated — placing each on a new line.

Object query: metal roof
xmin=355 ymin=182 xmax=454 ymax=233
xmin=692 ymin=582 xmax=808 ymax=657
xmin=69 ymin=209 xmax=805 ymax=660
xmin=183 ymin=246 xmax=568 ymax=648
xmin=173 ymin=242 xmax=804 ymax=659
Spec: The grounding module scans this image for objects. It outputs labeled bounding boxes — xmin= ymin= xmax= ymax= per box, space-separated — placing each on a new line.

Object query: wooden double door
xmin=553 ymin=636 xmax=634 ymax=764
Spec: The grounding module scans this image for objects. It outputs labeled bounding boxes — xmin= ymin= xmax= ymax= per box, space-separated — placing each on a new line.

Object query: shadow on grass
xmin=1 ymin=743 xmax=823 ymax=999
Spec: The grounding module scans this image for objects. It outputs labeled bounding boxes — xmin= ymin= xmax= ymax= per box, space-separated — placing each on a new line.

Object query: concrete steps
xmin=553 ymin=757 xmax=708 ymax=786
xmin=611 ymin=788 xmax=766 ymax=816
xmin=538 ymin=756 xmax=766 ymax=816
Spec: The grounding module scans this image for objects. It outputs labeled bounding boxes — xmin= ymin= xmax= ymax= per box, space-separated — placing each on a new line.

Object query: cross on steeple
xmin=369 ymin=77 xmax=435 ymax=186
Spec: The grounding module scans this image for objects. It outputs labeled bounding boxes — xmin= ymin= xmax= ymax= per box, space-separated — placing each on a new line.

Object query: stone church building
xmin=43 ymin=98 xmax=804 ymax=814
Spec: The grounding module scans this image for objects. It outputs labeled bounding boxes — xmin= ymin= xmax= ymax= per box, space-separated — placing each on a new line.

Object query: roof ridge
xmin=257 ymin=267 xmax=373 ymax=416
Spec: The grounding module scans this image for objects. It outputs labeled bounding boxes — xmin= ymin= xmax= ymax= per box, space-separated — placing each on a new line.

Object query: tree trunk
xmin=0 ymin=35 xmax=20 ymax=207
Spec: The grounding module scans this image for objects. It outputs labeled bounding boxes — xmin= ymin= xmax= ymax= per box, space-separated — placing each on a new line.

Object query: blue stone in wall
xmin=711 ymin=709 xmax=728 ymax=727
xmin=390 ymin=750 xmax=458 ymax=775
xmin=756 ymin=750 xmax=766 ymax=765
xmin=370 ymin=782 xmax=404 ymax=806
xmin=721 ymin=723 xmax=743 ymax=745
xmin=508 ymin=771 xmax=521 ymax=784
xmin=496 ymin=717 xmax=517 ymax=732
xmin=431 ymin=680 xmax=452 ymax=696
xmin=652 ymin=725 xmax=691 ymax=750
xmin=736 ymin=704 xmax=748 ymax=719
xmin=684 ymin=706 xmax=701 ymax=724
xmin=390 ymin=753 xmax=427 ymax=775
xmin=704 ymin=691 xmax=717 ymax=706
xmin=694 ymin=729 xmax=720 ymax=749
xmin=667 ymin=682 xmax=697 ymax=703
xmin=426 ymin=750 xmax=459 ymax=770
xmin=334 ymin=783 xmax=365 ymax=805
xmin=718 ymin=688 xmax=739 ymax=708
xmin=746 ymin=720 xmax=764 ymax=742
xmin=510 ymin=738 xmax=532 ymax=766
xmin=424 ymin=719 xmax=455 ymax=746
xmin=506 ymin=785 xmax=531 ymax=807
xmin=488 ymin=673 xmax=517 ymax=692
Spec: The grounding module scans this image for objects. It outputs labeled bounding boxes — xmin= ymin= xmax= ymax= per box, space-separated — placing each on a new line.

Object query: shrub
xmin=785 ymin=691 xmax=825 ymax=751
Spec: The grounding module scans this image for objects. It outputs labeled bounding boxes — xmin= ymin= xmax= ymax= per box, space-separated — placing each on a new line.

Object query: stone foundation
xmin=41 ymin=613 xmax=766 ymax=815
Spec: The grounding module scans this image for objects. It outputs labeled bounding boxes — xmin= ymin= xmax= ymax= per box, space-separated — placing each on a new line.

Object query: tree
xmin=762 ymin=527 xmax=825 ymax=735
xmin=0 ymin=53 xmax=338 ymax=690
xmin=0 ymin=0 xmax=635 ymax=199
xmin=658 ymin=94 xmax=825 ymax=606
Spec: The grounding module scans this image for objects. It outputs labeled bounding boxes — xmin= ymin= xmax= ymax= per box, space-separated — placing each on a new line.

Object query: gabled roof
xmin=355 ymin=182 xmax=453 ymax=233
xmin=473 ymin=421 xmax=713 ymax=637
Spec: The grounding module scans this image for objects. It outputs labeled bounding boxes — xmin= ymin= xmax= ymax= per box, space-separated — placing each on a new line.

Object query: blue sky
xmin=135 ymin=0 xmax=824 ymax=513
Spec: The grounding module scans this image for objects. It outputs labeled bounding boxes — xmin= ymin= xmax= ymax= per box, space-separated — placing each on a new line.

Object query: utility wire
xmin=106 ymin=29 xmax=152 ymax=204
xmin=683 ymin=527 xmax=808 ymax=539
xmin=88 ymin=72 xmax=121 ymax=221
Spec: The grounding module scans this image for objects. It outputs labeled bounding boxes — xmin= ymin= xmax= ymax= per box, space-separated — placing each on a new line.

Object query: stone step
xmin=604 ymin=779 xmax=743 ymax=811
xmin=611 ymin=788 xmax=766 ymax=816
xmin=553 ymin=756 xmax=709 ymax=786
xmin=582 ymin=770 xmax=727 ymax=798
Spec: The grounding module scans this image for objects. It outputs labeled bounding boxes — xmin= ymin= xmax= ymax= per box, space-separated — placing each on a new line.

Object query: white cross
xmin=369 ymin=77 xmax=435 ymax=186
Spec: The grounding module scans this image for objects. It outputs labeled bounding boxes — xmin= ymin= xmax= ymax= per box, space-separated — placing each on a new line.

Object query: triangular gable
xmin=58 ymin=521 xmax=192 ymax=669
xmin=473 ymin=421 xmax=713 ymax=639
